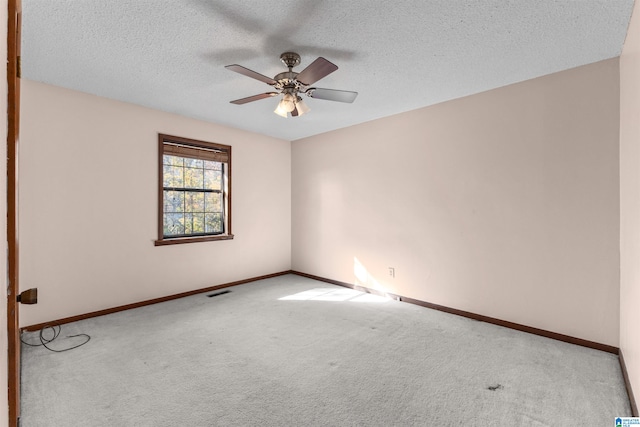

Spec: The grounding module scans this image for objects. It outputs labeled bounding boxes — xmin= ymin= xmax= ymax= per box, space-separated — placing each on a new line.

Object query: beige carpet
xmin=20 ymin=274 xmax=631 ymax=426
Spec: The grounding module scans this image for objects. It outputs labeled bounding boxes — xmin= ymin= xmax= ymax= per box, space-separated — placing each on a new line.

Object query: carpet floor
xmin=20 ymin=274 xmax=631 ymax=426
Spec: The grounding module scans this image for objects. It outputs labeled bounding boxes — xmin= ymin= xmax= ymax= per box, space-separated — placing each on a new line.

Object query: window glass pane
xmin=193 ymin=213 xmax=205 ymax=233
xmin=184 ymin=213 xmax=205 ymax=234
xmin=204 ymin=170 xmax=222 ymax=190
xmin=205 ymin=213 xmax=223 ymax=233
xmin=184 ymin=158 xmax=203 ymax=168
xmin=164 ymin=191 xmax=184 ymax=213
xmin=205 ymin=192 xmax=221 ymax=213
xmin=183 ymin=213 xmax=193 ymax=235
xmin=163 ymin=155 xmax=183 ymax=167
xmin=163 ymin=165 xmax=184 ymax=188
xmin=164 ymin=213 xmax=184 ymax=236
xmin=204 ymin=160 xmax=222 ymax=171
xmin=184 ymin=167 xmax=204 ymax=189
xmin=185 ymin=191 xmax=205 ymax=213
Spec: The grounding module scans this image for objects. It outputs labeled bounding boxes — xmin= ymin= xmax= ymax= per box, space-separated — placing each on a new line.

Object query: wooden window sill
xmin=154 ymin=234 xmax=234 ymax=246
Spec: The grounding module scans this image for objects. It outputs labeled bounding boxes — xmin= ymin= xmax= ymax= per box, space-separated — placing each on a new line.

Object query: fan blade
xmin=291 ymin=106 xmax=299 ymax=117
xmin=296 ymin=57 xmax=338 ymax=86
xmin=230 ymin=92 xmax=279 ymax=105
xmin=307 ymin=88 xmax=358 ymax=103
xmin=225 ymin=64 xmax=277 ymax=85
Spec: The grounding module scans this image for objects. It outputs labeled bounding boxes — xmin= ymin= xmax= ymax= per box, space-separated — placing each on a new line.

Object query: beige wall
xmin=19 ymin=80 xmax=291 ymax=327
xmin=620 ymin=0 xmax=640 ymax=411
xmin=292 ymin=59 xmax=621 ymax=346
xmin=1 ymin=0 xmax=8 ymax=425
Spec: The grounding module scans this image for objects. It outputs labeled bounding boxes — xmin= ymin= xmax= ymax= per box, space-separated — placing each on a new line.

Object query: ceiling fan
xmin=225 ymin=52 xmax=358 ymax=118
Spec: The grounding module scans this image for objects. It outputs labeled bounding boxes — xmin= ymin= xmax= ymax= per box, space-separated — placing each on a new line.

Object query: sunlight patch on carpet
xmin=279 ymin=288 xmax=389 ymax=303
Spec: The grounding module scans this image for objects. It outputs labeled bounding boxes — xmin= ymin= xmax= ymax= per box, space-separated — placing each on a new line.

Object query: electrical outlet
xmin=389 ymin=267 xmax=395 ymax=278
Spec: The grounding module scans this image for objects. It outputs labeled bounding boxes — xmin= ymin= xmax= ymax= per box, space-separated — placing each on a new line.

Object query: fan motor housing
xmin=274 ymin=71 xmax=299 ymax=89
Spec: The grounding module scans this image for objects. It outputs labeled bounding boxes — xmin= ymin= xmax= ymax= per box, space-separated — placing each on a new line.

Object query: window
xmin=155 ymin=134 xmax=233 ymax=246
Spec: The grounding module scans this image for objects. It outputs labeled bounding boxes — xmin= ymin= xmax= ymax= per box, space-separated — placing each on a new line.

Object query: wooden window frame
xmin=155 ymin=134 xmax=233 ymax=246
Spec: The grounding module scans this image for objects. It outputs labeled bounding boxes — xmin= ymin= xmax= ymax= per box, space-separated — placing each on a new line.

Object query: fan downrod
xmin=280 ymin=52 xmax=301 ymax=70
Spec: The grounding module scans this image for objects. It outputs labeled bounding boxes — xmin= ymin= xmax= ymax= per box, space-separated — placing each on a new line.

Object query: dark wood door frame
xmin=7 ymin=0 xmax=21 ymax=424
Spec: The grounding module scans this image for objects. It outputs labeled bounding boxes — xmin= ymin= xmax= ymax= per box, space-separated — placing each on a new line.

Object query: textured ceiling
xmin=22 ymin=0 xmax=635 ymax=141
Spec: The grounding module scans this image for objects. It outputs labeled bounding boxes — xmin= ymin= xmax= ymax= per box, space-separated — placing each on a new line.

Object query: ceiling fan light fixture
xmin=274 ymin=103 xmax=289 ymax=118
xmin=281 ymin=93 xmax=296 ymax=112
xmin=274 ymin=92 xmax=297 ymax=117
xmin=295 ymin=97 xmax=310 ymax=116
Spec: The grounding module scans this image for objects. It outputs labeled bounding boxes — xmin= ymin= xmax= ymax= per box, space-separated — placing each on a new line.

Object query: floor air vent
xmin=207 ymin=290 xmax=231 ymax=298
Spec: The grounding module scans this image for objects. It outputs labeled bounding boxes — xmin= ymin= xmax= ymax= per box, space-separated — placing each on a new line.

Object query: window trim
xmin=155 ymin=134 xmax=233 ymax=246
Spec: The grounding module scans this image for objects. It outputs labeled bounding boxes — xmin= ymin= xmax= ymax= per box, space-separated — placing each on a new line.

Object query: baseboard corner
xmin=619 ymin=349 xmax=639 ymax=416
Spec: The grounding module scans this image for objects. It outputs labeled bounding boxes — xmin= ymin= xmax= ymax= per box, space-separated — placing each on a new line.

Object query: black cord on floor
xmin=20 ymin=324 xmax=90 ymax=352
